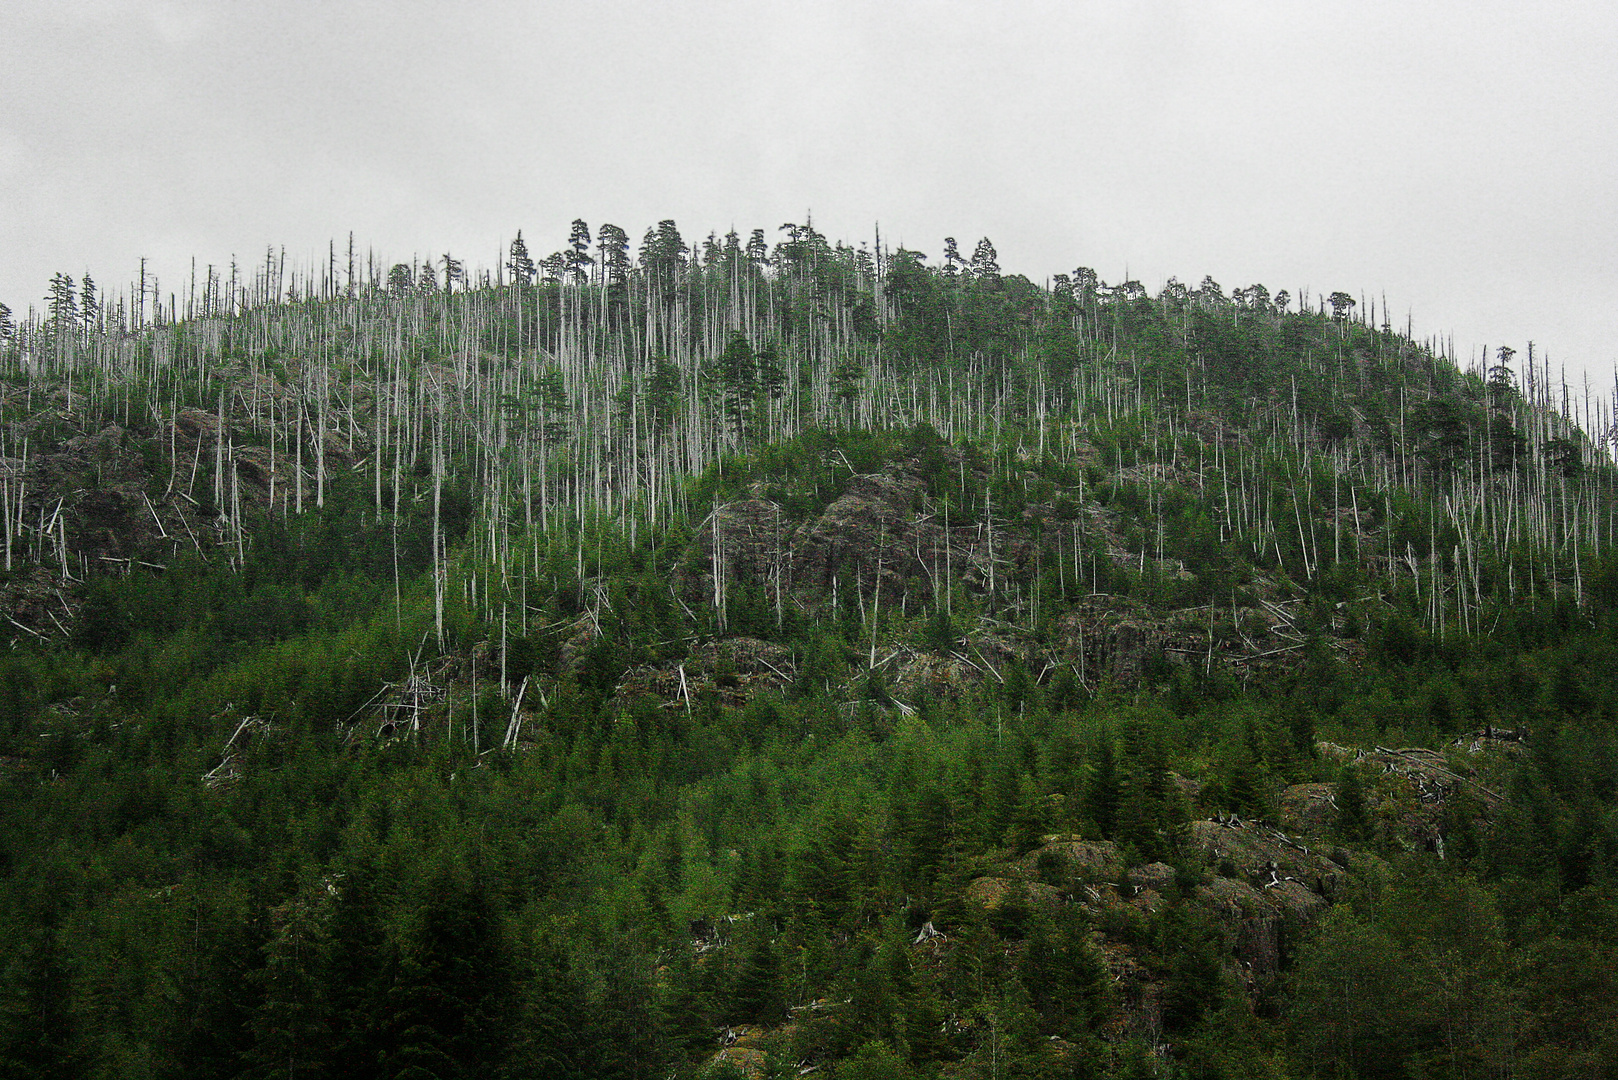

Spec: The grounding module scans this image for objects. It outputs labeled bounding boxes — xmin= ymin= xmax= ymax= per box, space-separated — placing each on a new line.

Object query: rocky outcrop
xmin=680 ymin=462 xmax=1032 ymax=617
xmin=965 ymin=875 xmax=1063 ymax=911
xmin=615 ymin=636 xmax=796 ymax=706
xmin=1315 ymin=741 xmax=1507 ymax=853
xmin=1019 ymin=836 xmax=1125 ymax=881
xmin=1276 ymin=782 xmax=1337 ymax=835
xmin=888 ymin=647 xmax=988 ymax=701
xmin=684 ymin=496 xmax=790 ymax=590
xmin=791 ymin=469 xmax=926 ymax=587
xmin=1190 ymin=819 xmax=1343 ymax=897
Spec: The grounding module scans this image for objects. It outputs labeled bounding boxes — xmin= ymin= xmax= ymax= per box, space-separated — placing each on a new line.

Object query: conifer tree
xmin=1329 ymin=291 xmax=1357 ymax=323
xmin=515 ymin=937 xmax=593 ymax=1079
xmin=644 ymin=353 xmax=682 ymax=434
xmin=590 ymin=942 xmax=662 ymax=1080
xmin=745 ymin=228 xmax=769 ymax=268
xmin=1335 ymin=763 xmax=1371 ymax=841
xmin=756 ymin=341 xmax=785 ymax=407
xmin=838 ymin=1040 xmax=910 ymax=1080
xmin=0 ymin=922 xmax=88 ymax=1079
xmin=440 ymin=253 xmax=464 ymax=294
xmin=77 ymin=275 xmax=97 ymax=332
xmin=535 ymin=365 xmax=571 ymax=445
xmin=640 ymin=219 xmax=687 ymax=285
xmin=245 ymin=893 xmax=332 ymax=1080
xmin=46 ymin=273 xmax=77 ymax=330
xmin=320 ymin=850 xmax=391 ymax=1079
xmin=596 ymin=224 xmax=631 ymax=290
xmin=730 ymin=931 xmax=786 ymax=1026
xmin=377 ymin=864 xmax=514 ymax=1079
xmin=564 ymin=220 xmax=593 ymax=285
xmin=712 ymin=331 xmax=758 ymax=445
xmin=1082 ymin=732 xmax=1121 ymax=839
xmin=506 ymin=231 xmax=536 ymax=286
xmin=969 ymin=238 xmax=999 ymax=279
xmin=540 ymin=251 xmax=566 ymax=284
xmin=656 ymin=949 xmax=713 ymax=1067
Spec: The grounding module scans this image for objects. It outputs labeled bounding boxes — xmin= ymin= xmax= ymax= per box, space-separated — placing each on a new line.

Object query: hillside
xmin=1 ymin=223 xmax=1616 ymax=1079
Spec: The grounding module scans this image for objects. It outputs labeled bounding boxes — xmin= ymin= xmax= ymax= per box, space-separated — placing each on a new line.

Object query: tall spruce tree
xmin=506 ymin=231 xmax=536 ymax=286
xmin=564 ymin=220 xmax=593 ymax=285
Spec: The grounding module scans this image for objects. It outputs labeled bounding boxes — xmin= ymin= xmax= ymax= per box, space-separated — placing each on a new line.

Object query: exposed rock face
xmin=1189 ymin=819 xmax=1344 ymax=902
xmin=0 ymin=407 xmax=308 ymax=643
xmin=657 ymin=452 xmax=1366 ymax=712
xmin=1127 ymin=861 xmax=1178 ymax=893
xmin=695 ymin=496 xmax=791 ymax=586
xmin=1183 ymin=830 xmax=1334 ymax=984
xmin=1198 ymin=875 xmax=1273 ymax=918
xmin=74 ymin=487 xmax=145 ymax=561
xmin=1018 ymin=825 xmax=1335 ymax=984
xmin=0 ymin=567 xmax=72 ymax=640
xmin=1055 ymin=597 xmax=1175 ymax=684
xmin=1053 ymin=591 xmax=1335 ymax=689
xmin=615 ymin=636 xmax=796 ymax=706
xmin=965 ymin=875 xmax=1063 ymax=911
xmin=1315 ymin=741 xmax=1507 ymax=853
xmin=678 ymin=462 xmax=1020 ymax=616
xmin=889 ymin=649 xmax=983 ymax=701
xmin=1018 ymin=836 xmax=1125 ymax=881
xmin=1208 ymin=878 xmax=1328 ymax=984
xmin=707 ymin=1043 xmax=768 ymax=1079
xmin=791 ymin=470 xmax=926 ymax=588
xmin=1276 ymin=782 xmax=1338 ymax=835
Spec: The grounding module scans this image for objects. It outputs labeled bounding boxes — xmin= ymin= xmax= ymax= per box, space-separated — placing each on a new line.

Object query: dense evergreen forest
xmin=1 ymin=220 xmax=1616 ymax=1079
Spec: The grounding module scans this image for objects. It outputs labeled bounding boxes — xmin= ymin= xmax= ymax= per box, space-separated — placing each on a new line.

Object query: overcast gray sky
xmin=4 ymin=0 xmax=1615 ymax=386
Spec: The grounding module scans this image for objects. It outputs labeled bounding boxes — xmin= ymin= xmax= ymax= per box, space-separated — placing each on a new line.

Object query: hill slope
xmin=1 ymin=224 xmax=1616 ymax=1079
